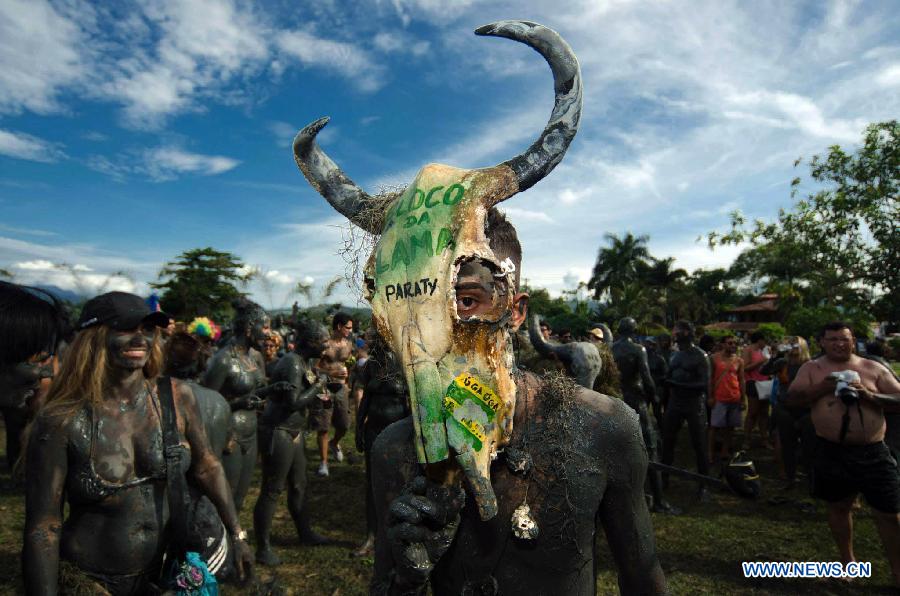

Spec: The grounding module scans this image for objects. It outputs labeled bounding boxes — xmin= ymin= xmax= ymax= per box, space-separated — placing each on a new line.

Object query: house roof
xmin=703 ymin=322 xmax=763 ymax=332
xmin=726 ymin=299 xmax=779 ymax=313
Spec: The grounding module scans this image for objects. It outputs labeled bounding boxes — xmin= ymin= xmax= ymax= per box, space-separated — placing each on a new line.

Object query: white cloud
xmin=385 ymin=0 xmax=486 ymax=26
xmin=876 ymin=64 xmax=900 ymax=87
xmin=0 ymin=129 xmax=65 ymax=162
xmin=373 ymin=31 xmax=430 ymax=57
xmin=1 ymin=0 xmax=388 ymax=127
xmin=0 ymin=0 xmax=86 ymax=115
xmin=236 ymin=215 xmax=362 ymax=308
xmin=3 ymin=237 xmax=150 ymax=296
xmin=724 ymin=89 xmax=864 ymax=142
xmin=0 ymin=224 xmax=57 ymax=237
xmin=264 ymin=269 xmax=292 ymax=284
xmin=103 ymin=0 xmax=270 ymax=127
xmin=276 ymin=29 xmax=385 ymax=92
xmin=268 ymin=120 xmax=297 ymax=148
xmin=86 ymin=145 xmax=240 ymax=181
xmin=15 ymin=259 xmax=57 ymax=271
xmin=143 ymin=147 xmax=240 ymax=181
xmin=501 ymin=207 xmax=554 ymax=224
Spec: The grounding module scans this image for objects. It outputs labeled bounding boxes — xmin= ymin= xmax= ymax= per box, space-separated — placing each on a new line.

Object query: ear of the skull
xmin=292 ymin=116 xmax=380 ymax=234
xmin=476 ymin=21 xmax=583 ymax=203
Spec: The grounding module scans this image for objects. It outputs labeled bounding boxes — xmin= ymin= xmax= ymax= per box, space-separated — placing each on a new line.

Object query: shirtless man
xmin=370 ymin=214 xmax=667 ymax=594
xmin=662 ymin=321 xmax=711 ymax=501
xmin=311 ymin=312 xmax=354 ymax=476
xmin=787 ymin=321 xmax=900 ymax=586
xmin=613 ymin=317 xmax=676 ymax=513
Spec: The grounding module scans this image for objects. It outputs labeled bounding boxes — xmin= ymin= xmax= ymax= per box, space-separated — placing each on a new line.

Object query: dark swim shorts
xmin=308 ymin=384 xmax=350 ymax=432
xmin=811 ymin=436 xmax=900 ymax=513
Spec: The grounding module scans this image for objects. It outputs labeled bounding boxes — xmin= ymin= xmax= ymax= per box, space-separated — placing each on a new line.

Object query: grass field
xmin=2 ymin=415 xmax=898 ymax=595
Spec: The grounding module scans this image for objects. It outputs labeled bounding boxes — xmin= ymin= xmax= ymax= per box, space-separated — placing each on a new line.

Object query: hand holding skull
xmin=386 ymin=476 xmax=466 ymax=590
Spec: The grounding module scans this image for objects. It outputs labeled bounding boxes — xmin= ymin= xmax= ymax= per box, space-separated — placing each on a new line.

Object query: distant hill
xmin=34 ymin=284 xmax=84 ymax=304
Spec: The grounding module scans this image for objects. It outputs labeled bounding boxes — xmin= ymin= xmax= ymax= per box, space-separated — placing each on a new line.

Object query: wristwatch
xmin=234 ymin=529 xmax=248 ymax=542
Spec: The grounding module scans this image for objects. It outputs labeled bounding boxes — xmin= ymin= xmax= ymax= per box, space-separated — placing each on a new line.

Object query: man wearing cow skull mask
xmin=293 ymin=20 xmax=666 ymax=595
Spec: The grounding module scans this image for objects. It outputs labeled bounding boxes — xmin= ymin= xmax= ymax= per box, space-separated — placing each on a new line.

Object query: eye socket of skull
xmin=454 ymin=258 xmax=510 ymax=323
xmin=363 ymin=274 xmax=376 ymax=301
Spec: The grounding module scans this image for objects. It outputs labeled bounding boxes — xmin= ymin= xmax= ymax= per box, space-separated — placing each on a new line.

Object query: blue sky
xmin=1 ymin=0 xmax=898 ymax=310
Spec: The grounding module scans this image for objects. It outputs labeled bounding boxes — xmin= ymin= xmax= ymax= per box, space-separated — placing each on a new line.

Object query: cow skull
xmin=293 ymin=20 xmax=582 ymax=520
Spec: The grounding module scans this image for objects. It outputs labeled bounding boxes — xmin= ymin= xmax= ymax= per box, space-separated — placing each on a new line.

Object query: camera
xmin=828 ymin=370 xmax=861 ymax=405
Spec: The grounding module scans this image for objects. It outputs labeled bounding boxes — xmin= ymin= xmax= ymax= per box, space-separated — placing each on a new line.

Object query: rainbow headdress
xmin=188 ymin=317 xmax=221 ymax=341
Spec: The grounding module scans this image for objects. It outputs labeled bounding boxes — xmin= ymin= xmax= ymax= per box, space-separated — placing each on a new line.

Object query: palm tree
xmin=605 ymin=281 xmax=662 ymax=326
xmin=638 ymin=257 xmax=688 ymax=326
xmin=588 ymin=232 xmax=651 ymax=300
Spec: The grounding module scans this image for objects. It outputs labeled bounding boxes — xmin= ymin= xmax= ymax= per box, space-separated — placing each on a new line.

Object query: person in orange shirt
xmin=708 ymin=334 xmax=746 ymax=463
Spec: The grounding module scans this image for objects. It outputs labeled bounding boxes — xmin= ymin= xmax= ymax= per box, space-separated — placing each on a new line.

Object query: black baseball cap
xmin=77 ymin=292 xmax=171 ymax=331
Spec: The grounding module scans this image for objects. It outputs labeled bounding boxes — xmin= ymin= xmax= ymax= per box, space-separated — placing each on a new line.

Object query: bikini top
xmin=221 ymin=346 xmax=264 ymax=398
xmin=69 ymin=394 xmax=175 ymax=502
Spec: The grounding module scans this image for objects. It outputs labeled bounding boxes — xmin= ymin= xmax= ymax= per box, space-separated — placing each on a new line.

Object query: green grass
xmin=2 ymin=419 xmax=898 ymax=595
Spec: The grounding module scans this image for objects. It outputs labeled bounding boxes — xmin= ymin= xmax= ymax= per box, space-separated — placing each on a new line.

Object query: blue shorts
xmin=711 ymin=402 xmax=742 ymax=428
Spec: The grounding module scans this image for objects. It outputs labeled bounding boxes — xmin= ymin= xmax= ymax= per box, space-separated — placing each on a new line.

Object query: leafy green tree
xmin=709 ymin=121 xmax=899 ymax=321
xmin=0 ymin=268 xmax=13 ymax=280
xmin=588 ymin=232 xmax=651 ymax=299
xmin=603 ymin=282 xmax=663 ymax=328
xmin=756 ymin=322 xmax=788 ymax=343
xmin=520 ymin=283 xmax=598 ymax=338
xmin=784 ymin=305 xmax=873 ymax=341
xmin=152 ymin=248 xmax=250 ymax=321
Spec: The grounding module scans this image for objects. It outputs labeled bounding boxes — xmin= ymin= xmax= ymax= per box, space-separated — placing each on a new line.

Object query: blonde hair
xmin=41 ymin=325 xmax=163 ymax=421
xmin=788 ymin=336 xmax=811 ymax=366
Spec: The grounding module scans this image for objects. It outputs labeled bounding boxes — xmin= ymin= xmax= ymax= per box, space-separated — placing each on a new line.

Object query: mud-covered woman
xmin=202 ymin=298 xmax=269 ymax=511
xmin=22 ymin=292 xmax=251 ymax=595
xmin=0 ymin=282 xmax=67 ymax=472
xmin=253 ymin=318 xmax=331 ymax=565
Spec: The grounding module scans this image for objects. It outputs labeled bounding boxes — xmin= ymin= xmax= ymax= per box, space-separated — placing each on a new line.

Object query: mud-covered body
xmin=370 ymin=373 xmax=667 ymax=595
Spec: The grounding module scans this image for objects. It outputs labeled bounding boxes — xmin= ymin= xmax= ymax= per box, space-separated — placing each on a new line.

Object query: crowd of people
xmin=530 ymin=316 xmax=900 ymax=585
xmin=3 ymin=275 xmax=899 ymax=593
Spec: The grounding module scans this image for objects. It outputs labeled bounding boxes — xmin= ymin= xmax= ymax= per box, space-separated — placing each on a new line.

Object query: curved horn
xmin=475 ymin=21 xmax=583 ymax=198
xmin=600 ymin=323 xmax=613 ymax=344
xmin=293 ymin=117 xmax=379 ymax=234
xmin=528 ymin=314 xmax=567 ymax=360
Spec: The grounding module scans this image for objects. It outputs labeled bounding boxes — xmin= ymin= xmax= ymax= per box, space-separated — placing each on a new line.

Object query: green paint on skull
xmin=366 ymin=162 xmax=519 ymax=519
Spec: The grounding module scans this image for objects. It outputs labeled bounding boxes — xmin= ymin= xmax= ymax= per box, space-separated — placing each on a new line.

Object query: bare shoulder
xmin=32 ymin=406 xmax=77 ymax=443
xmin=369 ymin=416 xmax=419 ymax=493
xmin=371 ymin=416 xmax=417 ymax=465
xmin=172 ymin=377 xmax=197 ymax=403
xmin=796 ymin=357 xmax=823 ymax=377
xmin=572 ymin=386 xmax=642 ymax=450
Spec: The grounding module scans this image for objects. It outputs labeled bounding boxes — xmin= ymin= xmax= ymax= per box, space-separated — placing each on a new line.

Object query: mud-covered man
xmin=661 ymin=320 xmax=711 ymax=501
xmin=612 ymin=317 xmax=675 ymax=514
xmin=370 ymin=211 xmax=666 ymax=594
xmin=292 ymin=20 xmax=667 ymax=595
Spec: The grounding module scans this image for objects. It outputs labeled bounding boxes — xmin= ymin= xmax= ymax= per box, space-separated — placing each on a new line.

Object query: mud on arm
xmin=369 ymin=418 xmax=431 ymax=595
xmin=201 ymin=352 xmax=229 ymax=394
xmin=597 ymin=407 xmax=668 ymax=595
xmin=178 ymin=383 xmax=242 ymax=535
xmin=23 ymin=412 xmax=68 ymax=596
xmin=638 ymin=347 xmax=657 ymax=403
